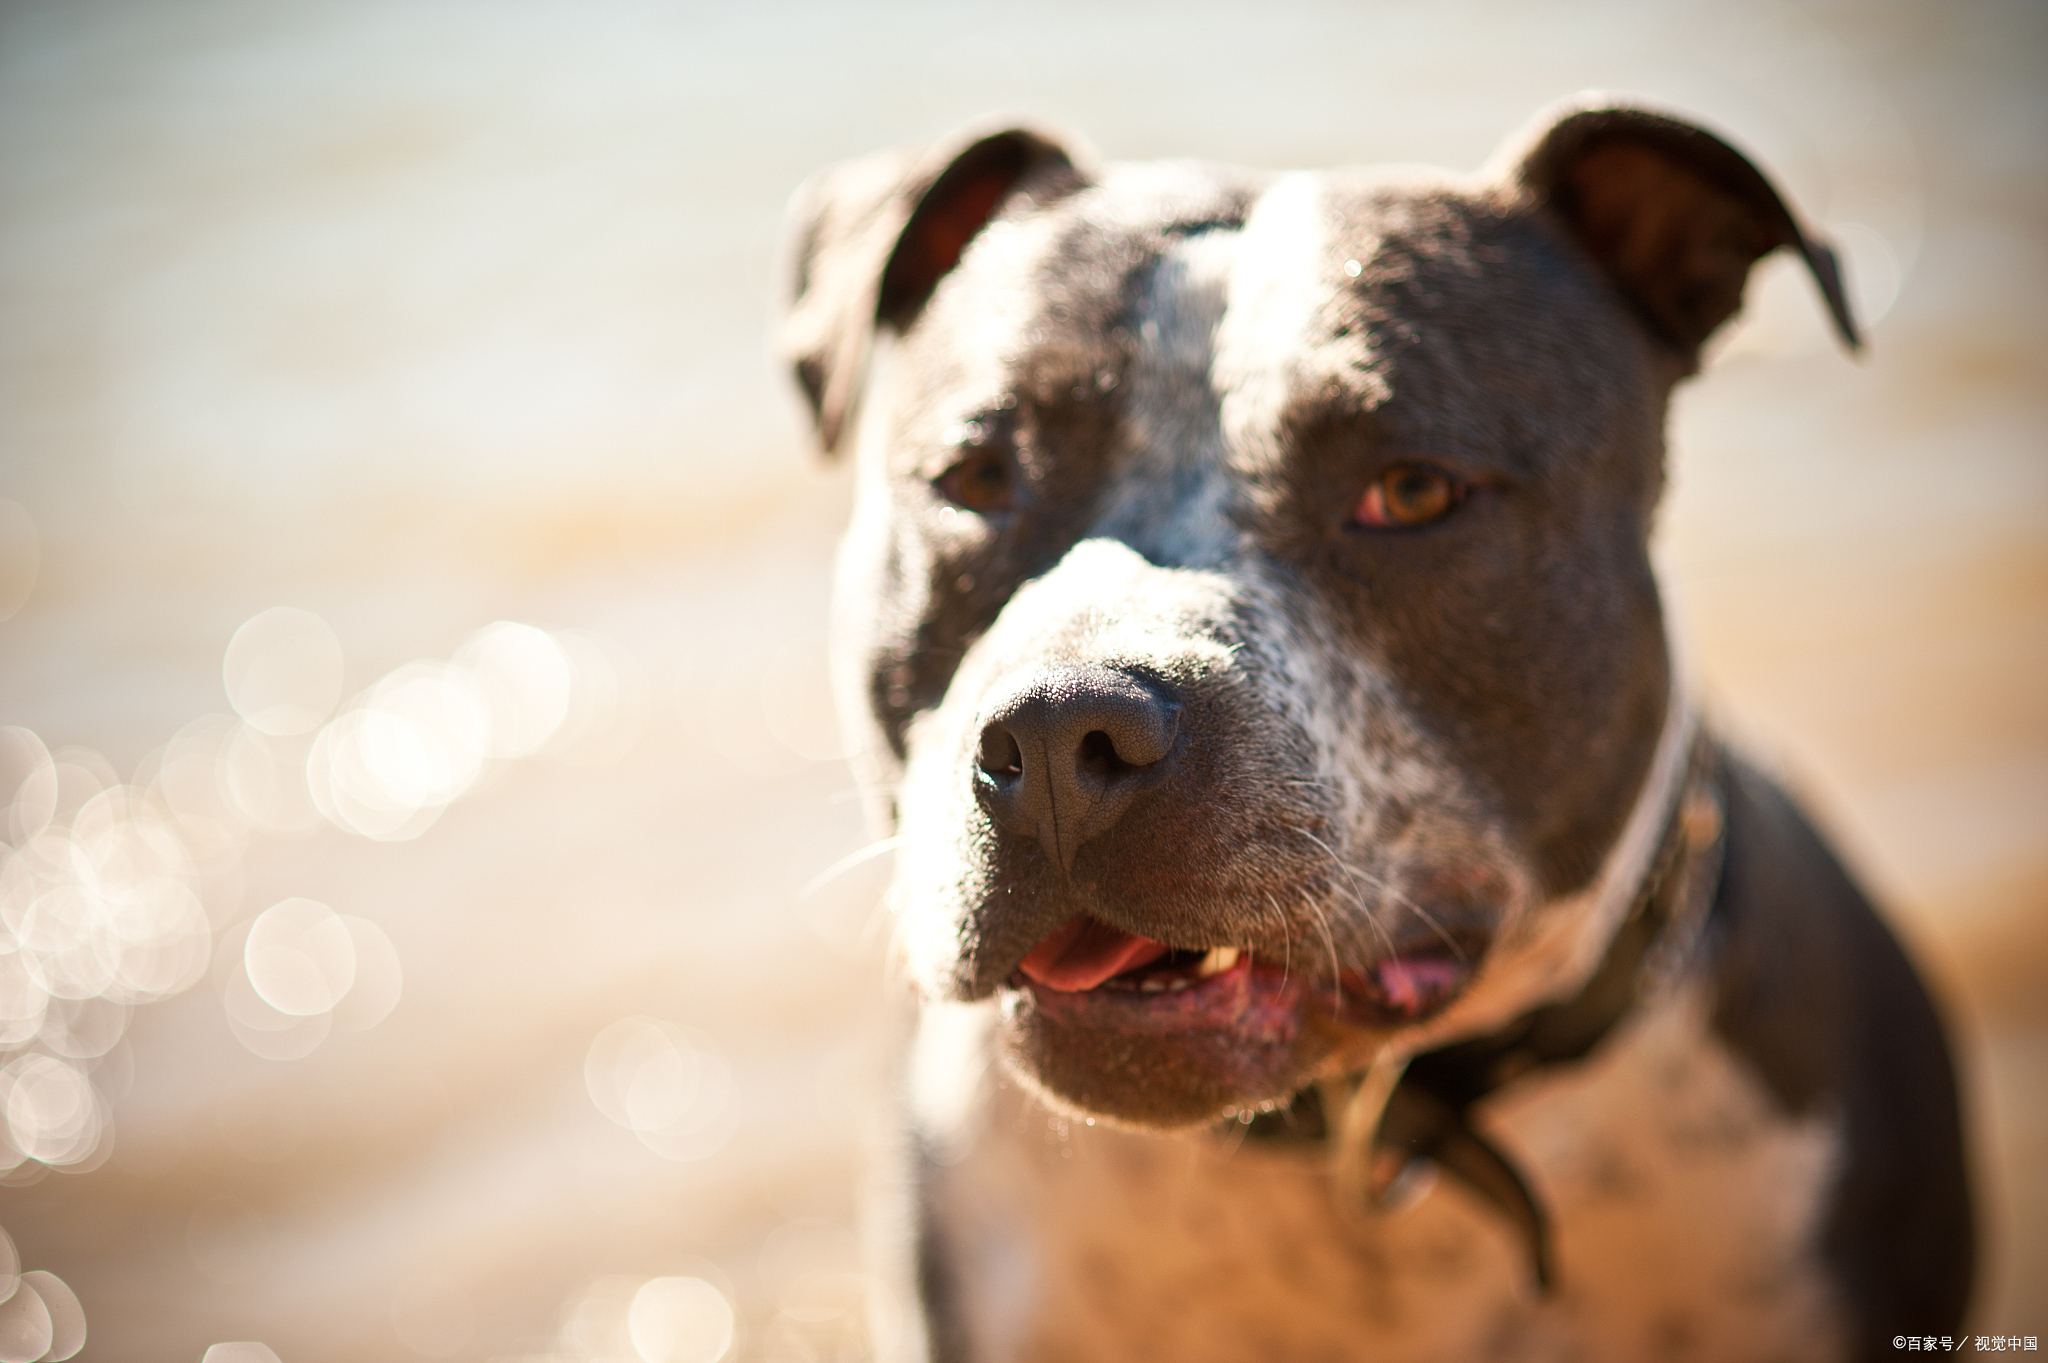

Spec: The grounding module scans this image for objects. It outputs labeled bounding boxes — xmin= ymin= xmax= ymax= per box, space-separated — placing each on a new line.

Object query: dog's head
xmin=778 ymin=99 xmax=1855 ymax=1128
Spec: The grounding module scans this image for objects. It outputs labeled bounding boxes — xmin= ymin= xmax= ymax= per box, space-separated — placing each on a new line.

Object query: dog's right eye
xmin=935 ymin=448 xmax=1015 ymax=514
xmin=1352 ymin=464 xmax=1464 ymax=530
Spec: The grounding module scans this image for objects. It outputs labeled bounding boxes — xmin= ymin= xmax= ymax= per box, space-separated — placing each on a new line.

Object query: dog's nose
xmin=974 ymin=667 xmax=1180 ymax=871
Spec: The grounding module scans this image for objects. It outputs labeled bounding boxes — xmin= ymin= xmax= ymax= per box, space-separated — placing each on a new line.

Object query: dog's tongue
xmin=1373 ymin=955 xmax=1468 ymax=1016
xmin=1018 ymin=914 xmax=1170 ymax=992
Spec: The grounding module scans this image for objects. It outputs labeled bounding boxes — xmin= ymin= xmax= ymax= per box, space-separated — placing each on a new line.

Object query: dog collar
xmin=1237 ymin=733 xmax=1727 ymax=1294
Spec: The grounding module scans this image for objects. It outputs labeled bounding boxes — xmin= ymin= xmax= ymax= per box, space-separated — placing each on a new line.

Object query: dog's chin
xmin=988 ymin=948 xmax=1476 ymax=1129
xmin=995 ymin=969 xmax=1326 ymax=1128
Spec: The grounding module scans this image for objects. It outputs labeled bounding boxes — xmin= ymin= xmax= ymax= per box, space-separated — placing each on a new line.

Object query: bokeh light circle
xmin=1 ymin=1055 xmax=102 ymax=1167
xmin=19 ymin=1273 xmax=83 ymax=1362
xmin=223 ymin=607 xmax=345 ymax=737
xmin=199 ymin=1345 xmax=282 ymax=1363
xmin=456 ymin=623 xmax=573 ymax=759
xmin=0 ymin=729 xmax=55 ymax=846
xmin=329 ymin=916 xmax=402 ymax=1032
xmin=627 ymin=1277 xmax=734 ymax=1363
xmin=0 ymin=1275 xmax=51 ymax=1363
xmin=584 ymin=1019 xmax=734 ymax=1160
xmin=243 ymin=899 xmax=355 ymax=1017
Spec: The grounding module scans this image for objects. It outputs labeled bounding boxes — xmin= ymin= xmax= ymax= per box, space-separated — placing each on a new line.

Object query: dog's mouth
xmin=1009 ymin=912 xmax=1475 ymax=1028
xmin=994 ymin=911 xmax=1481 ymax=1126
xmin=1016 ymin=914 xmax=1238 ymax=993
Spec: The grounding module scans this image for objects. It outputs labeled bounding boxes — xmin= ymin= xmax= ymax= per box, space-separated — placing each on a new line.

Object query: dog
xmin=776 ymin=97 xmax=1973 ymax=1362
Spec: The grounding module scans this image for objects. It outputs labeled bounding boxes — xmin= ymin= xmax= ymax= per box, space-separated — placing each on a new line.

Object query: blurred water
xmin=0 ymin=0 xmax=2042 ymax=1357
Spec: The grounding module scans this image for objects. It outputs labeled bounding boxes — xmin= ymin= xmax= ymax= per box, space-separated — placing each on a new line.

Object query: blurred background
xmin=0 ymin=0 xmax=2040 ymax=1358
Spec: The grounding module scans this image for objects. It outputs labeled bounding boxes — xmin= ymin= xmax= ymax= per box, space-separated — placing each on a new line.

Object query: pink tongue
xmin=1374 ymin=956 xmax=1468 ymax=1015
xmin=1018 ymin=914 xmax=1171 ymax=992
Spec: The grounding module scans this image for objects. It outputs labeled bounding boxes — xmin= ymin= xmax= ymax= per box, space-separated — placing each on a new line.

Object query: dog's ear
xmin=1500 ymin=97 xmax=1859 ymax=369
xmin=778 ymin=124 xmax=1086 ymax=454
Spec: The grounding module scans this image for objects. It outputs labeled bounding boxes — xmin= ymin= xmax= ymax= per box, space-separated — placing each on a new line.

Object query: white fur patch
xmin=1095 ymin=171 xmax=1338 ymax=559
xmin=1212 ymin=172 xmax=1331 ymax=467
xmin=1093 ymin=225 xmax=1241 ymax=566
xmin=910 ymin=1001 xmax=998 ymax=1161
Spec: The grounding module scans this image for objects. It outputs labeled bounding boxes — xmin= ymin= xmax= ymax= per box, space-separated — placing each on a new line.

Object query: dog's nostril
xmin=978 ymin=725 xmax=1024 ymax=777
xmin=1077 ymin=729 xmax=1129 ymax=776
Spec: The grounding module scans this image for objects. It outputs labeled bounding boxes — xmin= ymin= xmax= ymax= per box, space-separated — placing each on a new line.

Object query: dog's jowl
xmin=778 ymin=99 xmax=1972 ymax=1362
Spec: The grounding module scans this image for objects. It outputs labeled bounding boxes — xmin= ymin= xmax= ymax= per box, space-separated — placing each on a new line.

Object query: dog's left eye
xmin=935 ymin=448 xmax=1015 ymax=514
xmin=1353 ymin=464 xmax=1463 ymax=529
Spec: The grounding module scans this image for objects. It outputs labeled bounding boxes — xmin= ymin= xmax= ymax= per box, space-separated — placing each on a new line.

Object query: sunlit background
xmin=0 ymin=0 xmax=2041 ymax=1358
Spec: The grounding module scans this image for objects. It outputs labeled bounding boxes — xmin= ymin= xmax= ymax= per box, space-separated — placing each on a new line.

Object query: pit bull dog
xmin=777 ymin=97 xmax=1973 ymax=1362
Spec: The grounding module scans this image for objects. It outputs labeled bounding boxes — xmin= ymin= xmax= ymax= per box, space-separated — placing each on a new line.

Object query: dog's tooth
xmin=1140 ymin=978 xmax=1166 ymax=993
xmin=1196 ymin=946 xmax=1241 ymax=979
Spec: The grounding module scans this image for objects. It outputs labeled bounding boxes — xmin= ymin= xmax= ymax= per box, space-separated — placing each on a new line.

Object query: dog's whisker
xmin=1398 ymin=895 xmax=1464 ymax=960
xmin=1259 ymin=890 xmax=1294 ymax=989
xmin=1288 ymin=826 xmax=1400 ymax=969
xmin=1291 ymin=829 xmax=1471 ymax=965
xmin=1311 ymin=879 xmax=1401 ymax=983
xmin=874 ymin=892 xmax=916 ymax=997
xmin=799 ymin=835 xmax=904 ymax=898
xmin=1302 ymin=894 xmax=1344 ymax=1010
xmin=1331 ymin=859 xmax=1467 ymax=963
xmin=856 ymin=886 xmax=903 ymax=960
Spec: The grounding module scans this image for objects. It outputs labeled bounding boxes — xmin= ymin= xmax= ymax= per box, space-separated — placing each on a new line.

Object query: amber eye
xmin=1353 ymin=464 xmax=1462 ymax=529
xmin=935 ymin=448 xmax=1014 ymax=513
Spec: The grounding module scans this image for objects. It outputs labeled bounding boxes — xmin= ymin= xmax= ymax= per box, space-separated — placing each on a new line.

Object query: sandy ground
xmin=0 ymin=1 xmax=2041 ymax=1358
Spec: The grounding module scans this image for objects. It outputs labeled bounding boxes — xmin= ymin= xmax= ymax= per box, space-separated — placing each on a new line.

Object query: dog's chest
xmin=915 ymin=983 xmax=1847 ymax=1363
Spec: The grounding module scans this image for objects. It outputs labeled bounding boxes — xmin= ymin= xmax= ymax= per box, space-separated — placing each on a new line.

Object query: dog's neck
xmin=1548 ymin=667 xmax=1703 ymax=992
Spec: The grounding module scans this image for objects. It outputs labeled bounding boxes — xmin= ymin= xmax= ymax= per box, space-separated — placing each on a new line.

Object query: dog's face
xmin=781 ymin=102 xmax=1853 ymax=1127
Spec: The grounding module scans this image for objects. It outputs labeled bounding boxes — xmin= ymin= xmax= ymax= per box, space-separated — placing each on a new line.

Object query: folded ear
xmin=1500 ymin=97 xmax=1859 ymax=368
xmin=777 ymin=123 xmax=1086 ymax=454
